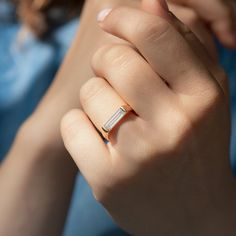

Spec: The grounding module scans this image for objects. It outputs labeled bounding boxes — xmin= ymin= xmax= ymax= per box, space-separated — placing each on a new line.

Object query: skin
xmin=0 ymin=1 xmax=166 ymax=235
xmin=0 ymin=1 xmax=138 ymax=235
xmin=0 ymin=0 xmax=235 ymax=235
xmin=168 ymin=0 xmax=236 ymax=48
xmin=61 ymin=0 xmax=236 ymax=235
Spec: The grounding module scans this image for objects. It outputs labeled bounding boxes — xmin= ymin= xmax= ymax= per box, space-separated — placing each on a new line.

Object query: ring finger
xmin=80 ymin=77 xmax=140 ymax=143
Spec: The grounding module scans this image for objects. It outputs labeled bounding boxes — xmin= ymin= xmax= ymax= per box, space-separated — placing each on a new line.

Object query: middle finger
xmin=92 ymin=43 xmax=172 ymax=120
xmin=98 ymin=7 xmax=220 ymax=95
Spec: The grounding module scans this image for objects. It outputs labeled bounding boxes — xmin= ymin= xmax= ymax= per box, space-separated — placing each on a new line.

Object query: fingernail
xmin=97 ymin=8 xmax=112 ymax=22
xmin=159 ymin=0 xmax=169 ymax=12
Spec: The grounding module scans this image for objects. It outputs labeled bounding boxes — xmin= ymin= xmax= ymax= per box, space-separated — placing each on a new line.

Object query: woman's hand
xmin=1 ymin=0 xmax=234 ymax=235
xmin=0 ymin=1 xmax=139 ymax=235
xmin=61 ymin=1 xmax=236 ymax=235
xmin=167 ymin=0 xmax=236 ymax=48
xmin=23 ymin=0 xmax=235 ymax=152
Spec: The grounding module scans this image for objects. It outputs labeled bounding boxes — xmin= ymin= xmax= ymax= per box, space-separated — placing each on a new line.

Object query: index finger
xmin=97 ymin=7 xmax=221 ymax=95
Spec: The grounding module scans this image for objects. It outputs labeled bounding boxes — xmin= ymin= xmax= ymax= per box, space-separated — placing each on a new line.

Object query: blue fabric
xmin=0 ymin=1 xmax=235 ymax=235
xmin=63 ymin=176 xmax=130 ymax=236
xmin=217 ymin=44 xmax=236 ymax=171
xmin=0 ymin=1 xmax=78 ymax=158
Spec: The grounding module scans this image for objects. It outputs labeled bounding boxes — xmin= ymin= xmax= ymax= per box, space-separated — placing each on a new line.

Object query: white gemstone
xmin=103 ymin=107 xmax=127 ymax=132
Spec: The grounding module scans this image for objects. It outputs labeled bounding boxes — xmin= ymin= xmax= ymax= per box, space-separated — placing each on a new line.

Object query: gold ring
xmin=102 ymin=104 xmax=132 ymax=140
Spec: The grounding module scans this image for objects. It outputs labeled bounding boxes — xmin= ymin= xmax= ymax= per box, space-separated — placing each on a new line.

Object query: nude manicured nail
xmin=97 ymin=8 xmax=112 ymax=22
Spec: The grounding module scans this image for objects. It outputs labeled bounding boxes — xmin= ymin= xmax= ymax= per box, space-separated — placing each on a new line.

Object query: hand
xmin=142 ymin=0 xmax=219 ymax=61
xmin=167 ymin=0 xmax=236 ymax=48
xmin=24 ymin=0 xmax=233 ymax=150
xmin=0 ymin=1 xmax=139 ymax=235
xmin=61 ymin=1 xmax=236 ymax=235
xmin=23 ymin=0 xmax=143 ymax=149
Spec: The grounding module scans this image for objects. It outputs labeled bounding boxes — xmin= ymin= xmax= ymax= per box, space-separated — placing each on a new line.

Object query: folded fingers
xmin=91 ymin=44 xmax=173 ymax=120
xmin=97 ymin=7 xmax=222 ymax=96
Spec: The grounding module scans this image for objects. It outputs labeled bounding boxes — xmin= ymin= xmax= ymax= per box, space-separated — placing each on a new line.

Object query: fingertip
xmin=60 ymin=110 xmax=110 ymax=189
xmin=226 ymin=34 xmax=236 ymax=48
xmin=60 ymin=109 xmax=85 ymax=145
xmin=217 ymin=32 xmax=236 ymax=49
xmin=212 ymin=17 xmax=236 ymax=49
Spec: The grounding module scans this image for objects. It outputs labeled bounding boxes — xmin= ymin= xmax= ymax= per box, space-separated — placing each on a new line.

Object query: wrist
xmin=12 ymin=114 xmax=69 ymax=163
xmin=4 ymin=116 xmax=78 ymax=179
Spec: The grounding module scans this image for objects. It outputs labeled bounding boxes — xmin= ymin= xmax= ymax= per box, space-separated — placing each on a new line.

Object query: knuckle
xmin=80 ymin=77 xmax=107 ymax=105
xmin=103 ymin=44 xmax=131 ymax=66
xmin=136 ymin=18 xmax=171 ymax=43
xmin=60 ymin=109 xmax=82 ymax=143
xmin=92 ymin=44 xmax=133 ymax=68
xmin=92 ymin=44 xmax=114 ymax=66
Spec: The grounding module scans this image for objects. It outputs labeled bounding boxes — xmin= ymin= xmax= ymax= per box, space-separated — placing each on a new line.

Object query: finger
xmin=91 ymin=44 xmax=173 ymax=120
xmin=61 ymin=109 xmax=111 ymax=189
xmin=142 ymin=0 xmax=216 ymax=59
xmin=169 ymin=0 xmax=236 ymax=48
xmin=97 ymin=7 xmax=221 ymax=95
xmin=167 ymin=3 xmax=218 ymax=61
xmin=142 ymin=0 xmax=217 ymax=60
xmin=141 ymin=0 xmax=227 ymax=92
xmin=80 ymin=77 xmax=140 ymax=141
xmin=166 ymin=10 xmax=228 ymax=93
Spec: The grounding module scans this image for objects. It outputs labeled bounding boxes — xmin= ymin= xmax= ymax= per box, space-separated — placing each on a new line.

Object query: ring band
xmin=102 ymin=104 xmax=132 ymax=140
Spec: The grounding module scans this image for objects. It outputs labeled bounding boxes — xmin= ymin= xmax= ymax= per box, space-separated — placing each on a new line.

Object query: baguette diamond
xmin=102 ymin=105 xmax=131 ymax=137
